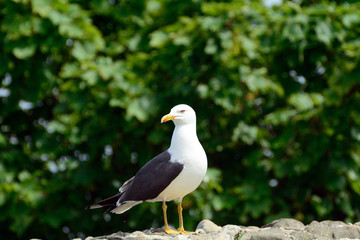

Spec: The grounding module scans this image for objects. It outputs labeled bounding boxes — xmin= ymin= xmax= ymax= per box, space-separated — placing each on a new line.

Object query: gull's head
xmin=161 ymin=104 xmax=196 ymax=126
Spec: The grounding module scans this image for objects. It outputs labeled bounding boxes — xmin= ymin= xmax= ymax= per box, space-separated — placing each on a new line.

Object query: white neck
xmin=168 ymin=123 xmax=199 ymax=152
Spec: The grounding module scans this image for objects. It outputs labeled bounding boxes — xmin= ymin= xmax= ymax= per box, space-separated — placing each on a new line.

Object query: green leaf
xmin=173 ymin=35 xmax=191 ymax=46
xmin=149 ymin=31 xmax=169 ymax=48
xmin=109 ymin=98 xmax=126 ymax=108
xmin=351 ymin=127 xmax=360 ymax=142
xmin=47 ymin=121 xmax=67 ymax=134
xmin=212 ymin=195 xmax=224 ymax=211
xmin=96 ymin=57 xmax=125 ymax=81
xmin=126 ymin=95 xmax=157 ymax=122
xmin=60 ymin=62 xmax=81 ymax=78
xmin=31 ymin=0 xmax=53 ymax=17
xmin=196 ymin=84 xmax=209 ymax=99
xmin=288 ymin=93 xmax=324 ymax=111
xmin=71 ymin=41 xmax=97 ymax=61
xmin=48 ymin=10 xmax=72 ymax=25
xmin=342 ymin=13 xmax=360 ymax=28
xmin=12 ymin=44 xmax=36 ymax=59
xmin=81 ymin=70 xmax=98 ymax=86
xmin=0 ymin=133 xmax=7 ymax=146
xmin=232 ymin=121 xmax=259 ymax=145
xmin=204 ymin=38 xmax=217 ymax=55
xmin=199 ymin=16 xmax=224 ymax=32
xmin=315 ymin=21 xmax=332 ymax=46
xmin=240 ymin=66 xmax=284 ymax=96
xmin=282 ymin=16 xmax=307 ymax=43
xmin=59 ymin=23 xmax=84 ymax=38
xmin=347 ymin=170 xmax=360 ymax=195
xmin=0 ymin=191 xmax=6 ymax=207
xmin=289 ymin=93 xmax=313 ymax=111
xmin=265 ymin=109 xmax=297 ymax=126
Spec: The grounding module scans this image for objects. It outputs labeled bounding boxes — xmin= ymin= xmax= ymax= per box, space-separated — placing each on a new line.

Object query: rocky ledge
xmin=83 ymin=218 xmax=360 ymax=240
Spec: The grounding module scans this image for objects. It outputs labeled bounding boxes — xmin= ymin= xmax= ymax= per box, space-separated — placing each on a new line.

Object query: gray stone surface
xmin=306 ymin=220 xmax=360 ymax=239
xmin=250 ymin=228 xmax=291 ymax=240
xmin=84 ymin=219 xmax=360 ymax=240
xmin=196 ymin=219 xmax=222 ymax=233
xmin=290 ymin=230 xmax=319 ymax=240
xmin=262 ymin=218 xmax=305 ymax=230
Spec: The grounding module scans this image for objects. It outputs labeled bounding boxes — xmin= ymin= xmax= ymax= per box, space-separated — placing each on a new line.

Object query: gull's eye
xmin=180 ymin=110 xmax=186 ymax=113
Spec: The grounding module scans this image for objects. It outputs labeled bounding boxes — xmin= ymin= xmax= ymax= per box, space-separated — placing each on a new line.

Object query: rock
xmin=290 ymin=230 xmax=319 ymax=240
xmin=209 ymin=224 xmax=242 ymax=240
xmin=306 ymin=220 xmax=360 ymax=239
xmin=194 ymin=228 xmax=206 ymax=235
xmin=306 ymin=221 xmax=334 ymax=238
xmin=142 ymin=228 xmax=164 ymax=234
xmin=262 ymin=218 xmax=305 ymax=230
xmin=87 ymin=219 xmax=360 ymax=240
xmin=196 ymin=219 xmax=222 ymax=233
xmin=194 ymin=220 xmax=242 ymax=240
xmin=127 ymin=231 xmax=146 ymax=238
xmin=331 ymin=224 xmax=360 ymax=239
xmin=223 ymin=224 xmax=242 ymax=236
xmin=249 ymin=228 xmax=291 ymax=240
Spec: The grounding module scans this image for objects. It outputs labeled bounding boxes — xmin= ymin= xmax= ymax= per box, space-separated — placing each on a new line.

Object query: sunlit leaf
xmin=149 ymin=31 xmax=169 ymax=48
xmin=12 ymin=45 xmax=36 ymax=59
xmin=315 ymin=20 xmax=332 ymax=46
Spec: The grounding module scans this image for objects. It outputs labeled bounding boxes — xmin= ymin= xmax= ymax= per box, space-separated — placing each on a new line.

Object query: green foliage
xmin=1 ymin=0 xmax=360 ymax=239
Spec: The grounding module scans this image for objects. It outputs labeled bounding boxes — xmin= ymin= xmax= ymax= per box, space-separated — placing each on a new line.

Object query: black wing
xmin=119 ymin=151 xmax=183 ymax=202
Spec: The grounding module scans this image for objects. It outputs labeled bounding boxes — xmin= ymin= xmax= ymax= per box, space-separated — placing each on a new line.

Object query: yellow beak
xmin=161 ymin=114 xmax=176 ymax=123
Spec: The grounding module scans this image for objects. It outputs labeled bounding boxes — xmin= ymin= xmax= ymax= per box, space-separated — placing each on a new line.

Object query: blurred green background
xmin=1 ymin=0 xmax=360 ymax=239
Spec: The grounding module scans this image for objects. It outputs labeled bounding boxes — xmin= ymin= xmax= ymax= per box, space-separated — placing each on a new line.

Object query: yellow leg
xmin=162 ymin=201 xmax=180 ymax=234
xmin=177 ymin=201 xmax=190 ymax=234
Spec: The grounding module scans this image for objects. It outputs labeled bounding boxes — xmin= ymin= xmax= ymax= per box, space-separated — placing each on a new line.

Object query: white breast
xmin=151 ymin=143 xmax=207 ymax=202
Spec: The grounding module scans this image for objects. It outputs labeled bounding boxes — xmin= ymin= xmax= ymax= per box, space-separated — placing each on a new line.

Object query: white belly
xmin=151 ymin=152 xmax=207 ymax=202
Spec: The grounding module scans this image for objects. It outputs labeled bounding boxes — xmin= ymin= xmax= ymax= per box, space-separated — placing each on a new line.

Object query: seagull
xmin=86 ymin=104 xmax=208 ymax=234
